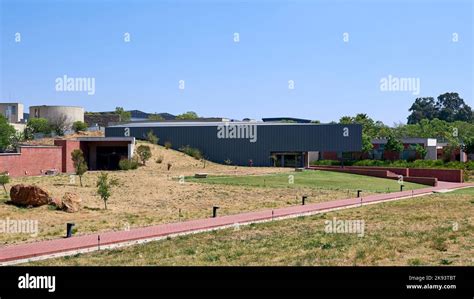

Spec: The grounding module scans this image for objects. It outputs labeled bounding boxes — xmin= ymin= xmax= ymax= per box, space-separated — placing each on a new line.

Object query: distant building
xmin=320 ymin=138 xmax=440 ymax=161
xmin=29 ymin=105 xmax=84 ymax=126
xmin=106 ymin=121 xmax=362 ymax=167
xmin=0 ymin=102 xmax=25 ymax=123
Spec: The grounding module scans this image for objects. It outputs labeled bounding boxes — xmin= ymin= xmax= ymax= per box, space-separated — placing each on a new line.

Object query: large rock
xmin=61 ymin=192 xmax=81 ymax=213
xmin=10 ymin=184 xmax=51 ymax=207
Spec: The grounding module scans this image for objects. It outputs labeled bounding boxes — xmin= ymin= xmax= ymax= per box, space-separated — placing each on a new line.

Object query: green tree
xmin=96 ymin=173 xmax=117 ymax=210
xmin=413 ymin=144 xmax=428 ymax=159
xmin=384 ymin=136 xmax=404 ymax=160
xmin=0 ymin=172 xmax=10 ymax=195
xmin=72 ymin=121 xmax=88 ymax=133
xmin=176 ymin=111 xmax=198 ymax=120
xmin=407 ymin=97 xmax=438 ymax=124
xmin=339 ymin=113 xmax=391 ymax=138
xmin=407 ymin=93 xmax=472 ymax=124
xmin=462 ymin=137 xmax=474 ymax=155
xmin=115 ymin=107 xmax=131 ymax=122
xmin=26 ymin=118 xmax=51 ymax=135
xmin=71 ymin=149 xmax=88 ymax=186
xmin=136 ymin=145 xmax=152 ymax=165
xmin=436 ymin=92 xmax=473 ymax=123
xmin=361 ymin=134 xmax=374 ymax=154
xmin=0 ymin=115 xmax=16 ymax=151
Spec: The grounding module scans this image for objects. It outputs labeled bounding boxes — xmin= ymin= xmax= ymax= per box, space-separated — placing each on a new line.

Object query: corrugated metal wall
xmin=105 ymin=124 xmax=362 ymax=166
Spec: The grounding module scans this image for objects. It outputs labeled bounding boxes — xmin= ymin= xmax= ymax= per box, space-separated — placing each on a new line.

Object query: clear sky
xmin=1 ymin=0 xmax=472 ymax=124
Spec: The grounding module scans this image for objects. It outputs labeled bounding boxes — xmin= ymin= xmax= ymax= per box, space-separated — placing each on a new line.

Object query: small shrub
xmin=179 ymin=145 xmax=202 ymax=160
xmin=431 ymin=237 xmax=448 ymax=252
xmin=119 ymin=158 xmax=139 ymax=170
xmin=96 ymin=172 xmax=118 ymax=210
xmin=147 ymin=130 xmax=159 ymax=145
xmin=0 ymin=172 xmax=9 ymax=195
xmin=72 ymin=121 xmax=88 ymax=133
xmin=156 ymin=155 xmax=164 ymax=164
xmin=136 ymin=145 xmax=152 ymax=165
xmin=164 ymin=141 xmax=172 ymax=149
xmin=224 ymin=159 xmax=232 ymax=165
xmin=71 ymin=149 xmax=88 ymax=187
xmin=408 ymin=258 xmax=422 ymax=266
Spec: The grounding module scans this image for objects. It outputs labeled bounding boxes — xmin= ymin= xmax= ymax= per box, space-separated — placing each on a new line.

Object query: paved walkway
xmin=1 ymin=181 xmax=472 ymax=264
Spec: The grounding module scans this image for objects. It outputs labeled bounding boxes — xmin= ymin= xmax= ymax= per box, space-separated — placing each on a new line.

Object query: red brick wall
xmin=0 ymin=147 xmax=62 ymax=177
xmin=54 ymin=140 xmax=80 ymax=173
xmin=321 ymin=152 xmax=338 ymax=160
xmin=403 ymin=176 xmax=438 ymax=186
xmin=409 ymin=168 xmax=463 ymax=183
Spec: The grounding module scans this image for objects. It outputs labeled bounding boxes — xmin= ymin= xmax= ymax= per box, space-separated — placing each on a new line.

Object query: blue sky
xmin=1 ymin=0 xmax=472 ymax=124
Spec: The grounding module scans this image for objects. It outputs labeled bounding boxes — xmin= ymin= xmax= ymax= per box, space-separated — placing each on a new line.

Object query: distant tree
xmin=436 ymin=92 xmax=473 ymax=123
xmin=384 ymin=136 xmax=404 ymax=158
xmin=339 ymin=113 xmax=391 ymax=138
xmin=413 ymin=144 xmax=428 ymax=159
xmin=0 ymin=115 xmax=16 ymax=152
xmin=96 ymin=173 xmax=117 ymax=210
xmin=136 ymin=145 xmax=152 ymax=165
xmin=310 ymin=120 xmax=321 ymax=124
xmin=407 ymin=93 xmax=472 ymax=124
xmin=407 ymin=97 xmax=438 ymax=124
xmin=50 ymin=114 xmax=70 ymax=136
xmin=26 ymin=118 xmax=51 ymax=135
xmin=72 ymin=121 xmax=88 ymax=133
xmin=361 ymin=134 xmax=374 ymax=154
xmin=0 ymin=172 xmax=10 ymax=195
xmin=115 ymin=107 xmax=131 ymax=122
xmin=9 ymin=131 xmax=26 ymax=150
xmin=462 ymin=137 xmax=474 ymax=155
xmin=176 ymin=111 xmax=198 ymax=120
xmin=148 ymin=113 xmax=164 ymax=121
xmin=71 ymin=149 xmax=88 ymax=186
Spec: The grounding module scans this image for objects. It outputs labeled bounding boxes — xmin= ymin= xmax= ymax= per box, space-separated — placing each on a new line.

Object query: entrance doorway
xmin=96 ymin=146 xmax=128 ymax=170
xmin=271 ymin=152 xmax=304 ymax=168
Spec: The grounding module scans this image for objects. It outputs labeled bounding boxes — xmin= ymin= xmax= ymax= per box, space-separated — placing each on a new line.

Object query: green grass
xmin=186 ymin=170 xmax=426 ymax=193
xmin=27 ymin=190 xmax=473 ymax=266
xmin=448 ymin=187 xmax=474 ymax=195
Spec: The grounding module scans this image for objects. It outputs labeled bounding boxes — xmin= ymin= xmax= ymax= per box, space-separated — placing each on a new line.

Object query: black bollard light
xmin=212 ymin=206 xmax=220 ymax=218
xmin=357 ymin=190 xmax=362 ymax=198
xmin=302 ymin=195 xmax=307 ymax=205
xmin=66 ymin=223 xmax=75 ymax=238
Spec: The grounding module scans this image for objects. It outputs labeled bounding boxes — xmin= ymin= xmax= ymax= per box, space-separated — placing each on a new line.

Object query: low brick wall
xmin=310 ymin=166 xmax=393 ymax=179
xmin=408 ymin=168 xmax=463 ymax=183
xmin=0 ymin=146 xmax=63 ymax=177
xmin=54 ymin=140 xmax=80 ymax=173
xmin=309 ymin=166 xmax=438 ymax=186
xmin=403 ymin=176 xmax=438 ymax=186
xmin=309 ymin=165 xmax=463 ymax=183
xmin=313 ymin=165 xmax=409 ymax=176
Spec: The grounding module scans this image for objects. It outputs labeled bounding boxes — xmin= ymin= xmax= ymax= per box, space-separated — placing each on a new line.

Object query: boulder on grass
xmin=10 ymin=184 xmax=51 ymax=207
xmin=48 ymin=197 xmax=64 ymax=210
xmin=61 ymin=192 xmax=81 ymax=213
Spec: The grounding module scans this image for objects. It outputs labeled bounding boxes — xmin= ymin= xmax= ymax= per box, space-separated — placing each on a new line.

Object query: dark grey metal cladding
xmin=105 ymin=124 xmax=362 ymax=166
